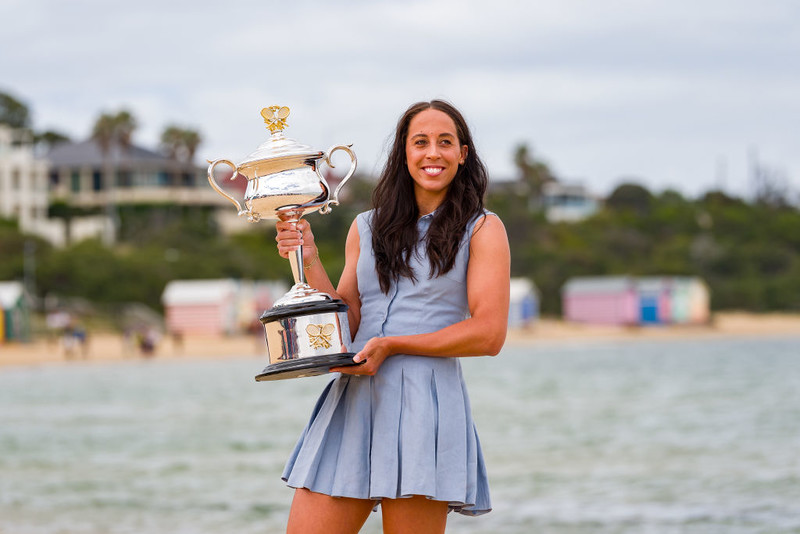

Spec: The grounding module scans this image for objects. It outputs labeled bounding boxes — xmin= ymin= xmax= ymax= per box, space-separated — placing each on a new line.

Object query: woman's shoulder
xmin=468 ymin=209 xmax=507 ymax=244
xmin=468 ymin=208 xmax=499 ymax=230
xmin=355 ymin=210 xmax=375 ymax=234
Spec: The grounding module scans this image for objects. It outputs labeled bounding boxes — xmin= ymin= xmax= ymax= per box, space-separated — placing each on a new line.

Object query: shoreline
xmin=505 ymin=311 xmax=800 ymax=345
xmin=1 ymin=312 xmax=798 ymax=369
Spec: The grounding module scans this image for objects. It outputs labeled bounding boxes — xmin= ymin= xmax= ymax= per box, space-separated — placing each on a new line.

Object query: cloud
xmin=2 ymin=0 xmax=798 ymax=198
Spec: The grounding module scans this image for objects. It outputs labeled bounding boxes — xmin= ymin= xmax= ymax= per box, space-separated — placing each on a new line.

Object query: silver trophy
xmin=207 ymin=106 xmax=360 ymax=381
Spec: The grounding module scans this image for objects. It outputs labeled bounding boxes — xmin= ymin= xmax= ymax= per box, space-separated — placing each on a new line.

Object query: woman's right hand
xmin=275 ymin=218 xmax=318 ymax=263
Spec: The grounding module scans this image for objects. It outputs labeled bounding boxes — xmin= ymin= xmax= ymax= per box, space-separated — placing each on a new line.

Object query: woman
xmin=275 ymin=100 xmax=510 ymax=534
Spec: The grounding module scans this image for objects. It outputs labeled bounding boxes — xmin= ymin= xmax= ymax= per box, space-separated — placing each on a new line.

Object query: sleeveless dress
xmin=281 ymin=209 xmax=493 ymax=516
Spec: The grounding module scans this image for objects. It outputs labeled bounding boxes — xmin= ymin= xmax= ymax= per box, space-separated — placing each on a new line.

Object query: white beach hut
xmin=668 ymin=277 xmax=711 ymax=324
xmin=0 ymin=281 xmax=30 ymax=342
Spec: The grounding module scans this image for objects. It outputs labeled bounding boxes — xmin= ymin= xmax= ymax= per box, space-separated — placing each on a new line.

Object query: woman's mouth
xmin=422 ymin=166 xmax=444 ymax=176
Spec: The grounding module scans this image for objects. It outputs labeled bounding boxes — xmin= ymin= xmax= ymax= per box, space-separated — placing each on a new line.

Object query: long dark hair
xmin=371 ymin=100 xmax=489 ymax=293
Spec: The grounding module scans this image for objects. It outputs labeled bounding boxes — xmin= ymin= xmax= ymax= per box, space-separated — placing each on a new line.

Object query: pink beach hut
xmin=562 ymin=276 xmax=639 ymax=325
xmin=161 ymin=279 xmax=239 ymax=336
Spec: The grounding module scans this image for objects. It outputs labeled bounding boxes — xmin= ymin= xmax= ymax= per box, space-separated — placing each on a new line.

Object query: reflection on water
xmin=1 ymin=335 xmax=799 ymax=533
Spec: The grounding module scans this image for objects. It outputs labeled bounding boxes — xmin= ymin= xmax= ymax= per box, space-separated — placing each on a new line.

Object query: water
xmin=1 ymin=335 xmax=799 ymax=533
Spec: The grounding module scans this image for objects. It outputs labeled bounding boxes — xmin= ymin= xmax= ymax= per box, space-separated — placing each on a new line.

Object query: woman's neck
xmin=415 ymin=193 xmax=444 ymax=218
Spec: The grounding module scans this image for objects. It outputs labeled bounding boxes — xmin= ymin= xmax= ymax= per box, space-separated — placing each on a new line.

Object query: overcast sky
xmin=2 ymin=0 xmax=798 ymax=198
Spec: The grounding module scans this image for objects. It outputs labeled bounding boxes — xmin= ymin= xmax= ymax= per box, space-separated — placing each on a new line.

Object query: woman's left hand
xmin=332 ymin=337 xmax=392 ymax=376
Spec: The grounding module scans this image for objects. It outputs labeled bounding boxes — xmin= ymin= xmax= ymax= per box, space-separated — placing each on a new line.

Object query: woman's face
xmin=405 ymin=108 xmax=468 ymax=208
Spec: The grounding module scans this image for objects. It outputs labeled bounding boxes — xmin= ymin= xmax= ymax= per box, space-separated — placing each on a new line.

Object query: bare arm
xmin=335 ymin=214 xmax=510 ymax=375
xmin=275 ymin=218 xmax=362 ymax=335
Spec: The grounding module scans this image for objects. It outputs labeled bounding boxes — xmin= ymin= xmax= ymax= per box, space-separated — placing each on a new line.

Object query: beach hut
xmin=509 ymin=277 xmax=539 ymax=328
xmin=636 ymin=277 xmax=672 ymax=325
xmin=667 ymin=277 xmax=710 ymax=324
xmin=161 ymin=279 xmax=239 ymax=336
xmin=562 ymin=276 xmax=639 ymax=325
xmin=234 ymin=280 xmax=290 ymax=332
xmin=0 ymin=281 xmax=30 ymax=342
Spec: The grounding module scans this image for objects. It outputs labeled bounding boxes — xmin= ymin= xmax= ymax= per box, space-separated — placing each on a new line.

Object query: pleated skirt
xmin=281 ymin=354 xmax=492 ymax=516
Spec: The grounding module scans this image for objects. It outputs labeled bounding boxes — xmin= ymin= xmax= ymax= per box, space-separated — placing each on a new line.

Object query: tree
xmin=92 ymin=110 xmax=137 ymax=153
xmin=0 ymin=91 xmax=31 ymax=129
xmin=606 ymin=182 xmax=654 ymax=215
xmin=160 ymin=125 xmax=202 ymax=163
xmin=91 ymin=110 xmax=138 ymax=244
xmin=513 ymin=142 xmax=557 ymax=208
xmin=34 ymin=130 xmax=71 ymax=151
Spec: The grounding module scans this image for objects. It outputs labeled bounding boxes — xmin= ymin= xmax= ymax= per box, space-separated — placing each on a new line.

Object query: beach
xmin=1 ymin=312 xmax=798 ymax=369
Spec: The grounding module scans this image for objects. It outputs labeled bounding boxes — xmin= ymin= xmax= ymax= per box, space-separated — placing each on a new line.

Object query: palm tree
xmin=92 ymin=110 xmax=138 ymax=244
xmin=160 ymin=125 xmax=202 ymax=186
xmin=513 ymin=143 xmax=557 ymax=210
xmin=160 ymin=125 xmax=202 ymax=162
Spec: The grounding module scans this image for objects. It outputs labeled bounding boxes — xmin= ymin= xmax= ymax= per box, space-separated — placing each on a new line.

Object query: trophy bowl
xmin=207 ymin=106 xmax=362 ymax=381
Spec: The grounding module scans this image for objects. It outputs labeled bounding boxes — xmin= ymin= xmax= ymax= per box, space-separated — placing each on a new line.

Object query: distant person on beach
xmin=274 ymin=100 xmax=510 ymax=533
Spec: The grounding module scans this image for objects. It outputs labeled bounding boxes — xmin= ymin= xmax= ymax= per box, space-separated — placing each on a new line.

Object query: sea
xmin=1 ymin=334 xmax=799 ymax=533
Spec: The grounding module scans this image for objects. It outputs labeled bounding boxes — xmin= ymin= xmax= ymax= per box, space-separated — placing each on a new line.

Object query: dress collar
xmin=418 ymin=209 xmax=437 ymax=221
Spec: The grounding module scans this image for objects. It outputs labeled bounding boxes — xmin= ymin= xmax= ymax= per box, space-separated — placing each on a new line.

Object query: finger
xmin=330 ymin=358 xmax=368 ymax=375
xmin=275 ymin=221 xmax=296 ymax=232
xmin=330 ymin=365 xmax=360 ymax=375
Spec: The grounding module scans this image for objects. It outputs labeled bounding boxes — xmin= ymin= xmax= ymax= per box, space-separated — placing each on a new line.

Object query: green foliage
xmin=0 ymin=91 xmax=31 ymax=129
xmin=492 ymin=185 xmax=800 ymax=314
xmin=606 ymin=182 xmax=654 ymax=215
xmin=2 ymin=184 xmax=799 ymax=319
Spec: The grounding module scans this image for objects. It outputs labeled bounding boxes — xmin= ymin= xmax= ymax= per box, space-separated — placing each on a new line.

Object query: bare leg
xmin=286 ymin=488 xmax=374 ymax=534
xmin=381 ymin=495 xmax=449 ymax=534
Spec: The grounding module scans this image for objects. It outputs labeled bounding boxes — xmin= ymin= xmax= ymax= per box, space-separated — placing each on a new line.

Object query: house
xmin=0 ymin=125 xmax=51 ymax=238
xmin=0 ymin=281 xmax=30 ymax=342
xmin=46 ymin=138 xmax=227 ymax=242
xmin=541 ymin=182 xmax=600 ymax=223
xmin=509 ymin=277 xmax=539 ymax=328
xmin=46 ymin=138 xmax=210 ymax=205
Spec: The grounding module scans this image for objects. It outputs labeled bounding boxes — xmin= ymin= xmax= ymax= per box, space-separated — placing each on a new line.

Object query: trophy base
xmin=255 ymin=353 xmax=361 ymax=381
xmin=256 ymin=298 xmax=356 ymax=382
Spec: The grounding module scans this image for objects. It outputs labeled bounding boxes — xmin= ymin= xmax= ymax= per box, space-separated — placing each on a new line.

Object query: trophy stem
xmin=279 ymin=207 xmax=308 ymax=287
xmin=289 ymin=245 xmax=305 ymax=285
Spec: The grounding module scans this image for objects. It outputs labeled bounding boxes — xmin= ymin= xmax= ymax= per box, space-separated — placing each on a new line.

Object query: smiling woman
xmin=273 ymin=100 xmax=510 ymax=534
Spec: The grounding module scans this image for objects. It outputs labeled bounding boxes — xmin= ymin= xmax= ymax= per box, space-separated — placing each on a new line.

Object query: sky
xmin=1 ymin=0 xmax=798 ymax=199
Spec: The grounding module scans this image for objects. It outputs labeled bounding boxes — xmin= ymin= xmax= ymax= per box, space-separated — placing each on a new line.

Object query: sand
xmin=1 ymin=312 xmax=798 ymax=369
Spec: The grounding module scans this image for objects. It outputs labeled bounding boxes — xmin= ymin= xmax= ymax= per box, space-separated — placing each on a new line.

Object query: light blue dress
xmin=281 ymin=209 xmax=493 ymax=516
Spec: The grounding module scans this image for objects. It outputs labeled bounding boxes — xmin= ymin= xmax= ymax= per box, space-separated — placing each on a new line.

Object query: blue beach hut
xmin=509 ymin=278 xmax=539 ymax=328
xmin=636 ymin=278 xmax=671 ymax=325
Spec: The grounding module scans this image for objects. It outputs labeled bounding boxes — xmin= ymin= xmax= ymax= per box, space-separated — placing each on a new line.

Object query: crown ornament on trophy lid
xmin=261 ymin=105 xmax=291 ymax=133
xmin=207 ymin=106 xmax=360 ymax=381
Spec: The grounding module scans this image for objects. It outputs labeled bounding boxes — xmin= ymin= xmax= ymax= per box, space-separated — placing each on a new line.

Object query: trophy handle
xmin=207 ymin=158 xmax=246 ymax=216
xmin=319 ymin=144 xmax=357 ymax=214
